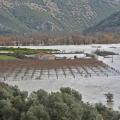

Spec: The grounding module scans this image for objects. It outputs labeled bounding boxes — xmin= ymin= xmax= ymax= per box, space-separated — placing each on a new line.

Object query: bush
xmin=0 ymin=83 xmax=120 ymax=120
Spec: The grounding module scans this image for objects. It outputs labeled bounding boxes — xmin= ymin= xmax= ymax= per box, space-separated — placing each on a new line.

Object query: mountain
xmin=0 ymin=0 xmax=120 ymax=35
xmin=84 ymin=11 xmax=120 ymax=33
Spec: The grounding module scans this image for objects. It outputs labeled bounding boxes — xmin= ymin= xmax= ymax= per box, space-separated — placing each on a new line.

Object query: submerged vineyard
xmin=0 ymin=59 xmax=119 ymax=81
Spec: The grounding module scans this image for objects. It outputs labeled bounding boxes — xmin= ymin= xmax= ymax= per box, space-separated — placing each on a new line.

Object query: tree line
xmin=0 ymin=32 xmax=120 ymax=46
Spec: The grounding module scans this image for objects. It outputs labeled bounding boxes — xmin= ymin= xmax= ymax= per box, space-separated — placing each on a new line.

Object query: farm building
xmin=35 ymin=53 xmax=56 ymax=60
xmin=26 ymin=52 xmax=56 ymax=60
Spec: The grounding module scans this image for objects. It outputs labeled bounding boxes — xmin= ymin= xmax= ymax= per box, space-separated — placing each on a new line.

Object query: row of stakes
xmin=1 ymin=64 xmax=120 ymax=81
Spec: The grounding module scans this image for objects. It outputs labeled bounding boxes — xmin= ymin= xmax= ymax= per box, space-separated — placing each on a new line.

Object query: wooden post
xmin=105 ymin=93 xmax=114 ymax=110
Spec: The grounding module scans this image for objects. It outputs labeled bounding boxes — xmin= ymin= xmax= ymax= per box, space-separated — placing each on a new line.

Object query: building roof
xmin=35 ymin=52 xmax=55 ymax=57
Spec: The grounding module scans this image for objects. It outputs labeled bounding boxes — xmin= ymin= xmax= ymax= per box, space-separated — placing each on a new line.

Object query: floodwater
xmin=3 ymin=44 xmax=120 ymax=111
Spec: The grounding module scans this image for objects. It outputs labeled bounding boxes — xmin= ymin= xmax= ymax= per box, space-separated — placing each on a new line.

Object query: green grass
xmin=0 ymin=47 xmax=59 ymax=55
xmin=0 ymin=55 xmax=17 ymax=60
xmin=0 ymin=47 xmax=59 ymax=59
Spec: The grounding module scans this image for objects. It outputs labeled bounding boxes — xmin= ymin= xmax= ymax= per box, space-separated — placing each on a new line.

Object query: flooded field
xmin=2 ymin=44 xmax=120 ymax=110
xmin=0 ymin=59 xmax=119 ymax=81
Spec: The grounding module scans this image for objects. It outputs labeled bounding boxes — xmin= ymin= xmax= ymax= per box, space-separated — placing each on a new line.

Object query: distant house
xmin=55 ymin=56 xmax=66 ymax=60
xmin=35 ymin=53 xmax=56 ymax=60
xmin=26 ymin=52 xmax=56 ymax=60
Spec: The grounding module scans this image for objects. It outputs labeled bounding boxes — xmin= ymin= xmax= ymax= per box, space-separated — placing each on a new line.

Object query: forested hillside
xmin=84 ymin=11 xmax=120 ymax=33
xmin=0 ymin=0 xmax=120 ymax=35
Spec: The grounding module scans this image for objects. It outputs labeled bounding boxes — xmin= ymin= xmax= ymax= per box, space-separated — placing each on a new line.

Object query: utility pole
xmin=111 ymin=55 xmax=113 ymax=63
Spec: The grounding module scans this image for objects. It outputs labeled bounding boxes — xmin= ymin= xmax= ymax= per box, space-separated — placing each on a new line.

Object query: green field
xmin=0 ymin=55 xmax=17 ymax=60
xmin=0 ymin=47 xmax=59 ymax=60
xmin=0 ymin=47 xmax=59 ymax=55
